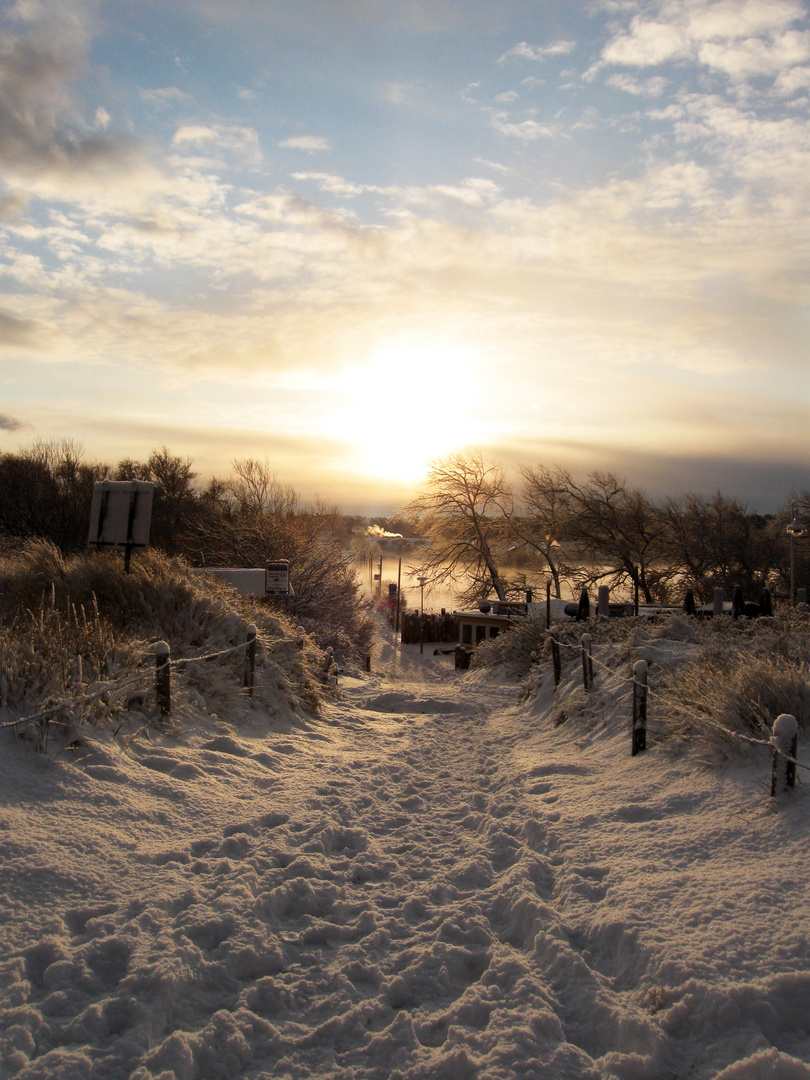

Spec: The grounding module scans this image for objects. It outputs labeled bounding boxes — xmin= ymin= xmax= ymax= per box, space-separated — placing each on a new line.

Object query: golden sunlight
xmin=328 ymin=340 xmax=483 ymax=485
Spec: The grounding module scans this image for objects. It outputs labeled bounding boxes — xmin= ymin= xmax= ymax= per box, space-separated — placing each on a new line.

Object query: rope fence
xmin=2 ymin=624 xmax=268 ymax=738
xmin=537 ymin=626 xmax=808 ymax=797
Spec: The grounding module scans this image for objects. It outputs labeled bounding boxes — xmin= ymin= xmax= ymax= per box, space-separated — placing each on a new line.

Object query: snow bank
xmin=1 ymin=619 xmax=809 ymax=1079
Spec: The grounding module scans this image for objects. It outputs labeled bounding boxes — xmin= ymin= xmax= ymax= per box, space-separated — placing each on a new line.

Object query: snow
xmin=1 ymin=622 xmax=809 ymax=1079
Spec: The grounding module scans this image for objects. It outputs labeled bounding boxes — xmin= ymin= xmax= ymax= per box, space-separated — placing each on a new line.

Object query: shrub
xmin=0 ymin=541 xmax=328 ymax=750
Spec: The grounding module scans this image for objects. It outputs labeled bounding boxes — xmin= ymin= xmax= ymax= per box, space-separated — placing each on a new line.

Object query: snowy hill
xmin=1 ymin=614 xmax=809 ymax=1079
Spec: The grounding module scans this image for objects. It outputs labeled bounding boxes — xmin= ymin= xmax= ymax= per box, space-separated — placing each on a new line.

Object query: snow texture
xmin=1 ymin=624 xmax=809 ymax=1079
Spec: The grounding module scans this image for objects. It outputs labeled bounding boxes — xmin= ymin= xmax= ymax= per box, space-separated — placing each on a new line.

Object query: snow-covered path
xmin=2 ymin=629 xmax=810 ymax=1079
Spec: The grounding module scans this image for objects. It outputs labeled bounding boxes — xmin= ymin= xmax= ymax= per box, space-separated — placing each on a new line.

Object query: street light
xmin=417 ymin=576 xmax=427 ymax=654
xmin=787 ymin=500 xmax=807 ymax=607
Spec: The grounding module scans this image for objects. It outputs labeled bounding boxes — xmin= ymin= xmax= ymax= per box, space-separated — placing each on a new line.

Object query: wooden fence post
xmin=632 ymin=659 xmax=647 ymax=756
xmin=155 ymin=640 xmax=171 ymax=716
xmin=244 ymin=624 xmax=257 ymax=698
xmin=550 ymin=629 xmax=561 ymax=688
xmin=581 ymin=633 xmax=593 ymax=692
xmin=597 ymin=587 xmax=610 ymax=619
xmin=713 ymin=588 xmax=724 ymax=617
xmin=771 ymin=713 xmax=798 ymax=796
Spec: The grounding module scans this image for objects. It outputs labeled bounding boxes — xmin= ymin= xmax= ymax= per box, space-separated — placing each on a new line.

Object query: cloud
xmin=0 ymin=5 xmax=167 ymax=211
xmin=590 ymin=0 xmax=808 ymax=89
xmin=606 ymin=73 xmax=668 ymax=96
xmin=488 ymin=111 xmax=561 ymax=142
xmin=278 ymin=135 xmax=332 ymax=151
xmin=380 ymin=81 xmax=418 ymax=105
xmin=0 ymin=309 xmax=39 ymax=346
xmin=697 ymin=29 xmax=810 ymax=81
xmin=0 ymin=192 xmax=29 ymax=217
xmin=172 ymin=123 xmax=263 ymax=166
xmin=139 ymin=86 xmax=193 ymax=107
xmin=498 ymin=40 xmax=576 ymax=63
xmin=0 ymin=413 xmax=23 ymax=431
xmin=292 ymin=172 xmax=366 ymax=197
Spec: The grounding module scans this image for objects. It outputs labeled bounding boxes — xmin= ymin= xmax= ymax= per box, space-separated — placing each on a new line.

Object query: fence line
xmin=542 ymin=630 xmax=809 ymax=782
xmin=2 ymin=626 xmax=266 ymax=735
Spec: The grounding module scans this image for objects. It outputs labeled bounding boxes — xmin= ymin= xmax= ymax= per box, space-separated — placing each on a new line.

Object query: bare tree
xmin=564 ymin=471 xmax=673 ymax=603
xmin=664 ymin=492 xmax=783 ymax=601
xmin=508 ymin=464 xmax=576 ymax=598
xmin=402 ymin=452 xmax=512 ymax=605
xmin=228 ymin=458 xmax=298 ymax=519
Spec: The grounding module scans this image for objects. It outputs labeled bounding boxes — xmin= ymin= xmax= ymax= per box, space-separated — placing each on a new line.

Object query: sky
xmin=1 ymin=0 xmax=809 ymax=513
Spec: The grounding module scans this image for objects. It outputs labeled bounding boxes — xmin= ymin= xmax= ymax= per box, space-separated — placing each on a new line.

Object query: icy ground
xmin=1 ymin=628 xmax=809 ymax=1079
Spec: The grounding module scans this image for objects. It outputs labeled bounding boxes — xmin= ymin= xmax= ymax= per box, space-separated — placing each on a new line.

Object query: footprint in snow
xmin=201 ymin=736 xmax=248 ymax=757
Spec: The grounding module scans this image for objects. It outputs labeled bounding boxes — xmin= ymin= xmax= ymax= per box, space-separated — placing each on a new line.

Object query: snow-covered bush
xmin=474 ymin=608 xmax=810 ymax=762
xmin=654 ymin=611 xmax=810 ymax=760
xmin=0 ymin=541 xmax=327 ymax=748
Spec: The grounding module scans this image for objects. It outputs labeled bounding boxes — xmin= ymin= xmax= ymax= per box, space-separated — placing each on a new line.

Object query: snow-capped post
xmin=634 ymin=566 xmax=640 ymax=616
xmin=771 ymin=714 xmax=798 ymax=796
xmin=546 ymin=578 xmax=551 ymax=630
xmin=713 ymin=588 xmax=724 ymax=617
xmin=581 ymin=633 xmax=593 ymax=692
xmin=597 ymin=586 xmax=610 ymax=618
xmin=684 ymin=588 xmax=696 ymax=616
xmin=550 ymin=628 xmax=561 ymax=688
xmin=244 ymin=624 xmax=257 ymax=699
xmin=632 ymin=659 xmax=647 ymax=756
xmin=155 ymin=641 xmax=171 ymax=717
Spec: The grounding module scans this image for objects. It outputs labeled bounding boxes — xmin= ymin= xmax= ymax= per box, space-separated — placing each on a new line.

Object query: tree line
xmin=1 ymin=439 xmax=807 ymax=618
xmin=402 ymin=452 xmax=810 ymax=608
xmin=0 ymin=439 xmax=372 ymax=659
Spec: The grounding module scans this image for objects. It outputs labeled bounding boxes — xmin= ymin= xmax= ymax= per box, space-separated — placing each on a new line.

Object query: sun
xmin=330 ymin=339 xmax=482 ymax=484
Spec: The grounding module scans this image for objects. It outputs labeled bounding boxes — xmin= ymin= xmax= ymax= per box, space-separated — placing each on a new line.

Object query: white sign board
xmin=88 ymin=480 xmax=154 ymax=550
xmin=192 ymin=568 xmax=266 ymax=597
xmin=265 ymin=560 xmax=291 ymax=596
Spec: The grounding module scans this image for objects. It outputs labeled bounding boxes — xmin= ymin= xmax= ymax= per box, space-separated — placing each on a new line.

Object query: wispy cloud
xmin=140 ymin=86 xmax=193 ymax=107
xmin=605 ymin=73 xmax=668 ymax=96
xmin=488 ymin=111 xmax=562 ymax=142
xmin=278 ymin=135 xmax=332 ymax=151
xmin=499 ymin=40 xmax=576 ymax=63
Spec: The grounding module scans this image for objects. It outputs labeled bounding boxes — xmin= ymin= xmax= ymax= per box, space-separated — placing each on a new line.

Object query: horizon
xmin=1 ymin=1 xmax=809 ymax=515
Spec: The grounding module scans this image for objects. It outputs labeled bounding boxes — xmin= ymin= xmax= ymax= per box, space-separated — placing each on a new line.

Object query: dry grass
xmin=0 ymin=540 xmax=328 ymax=748
xmin=475 ymin=606 xmax=810 ymax=762
xmin=654 ymin=614 xmax=810 ymax=761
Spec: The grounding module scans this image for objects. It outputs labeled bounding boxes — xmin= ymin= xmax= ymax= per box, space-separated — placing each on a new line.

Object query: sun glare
xmin=330 ymin=340 xmax=482 ymax=485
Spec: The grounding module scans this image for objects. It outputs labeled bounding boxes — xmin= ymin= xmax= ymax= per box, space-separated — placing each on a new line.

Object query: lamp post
xmin=418 ymin=576 xmax=427 ymax=654
xmin=787 ymin=501 xmax=807 ymax=607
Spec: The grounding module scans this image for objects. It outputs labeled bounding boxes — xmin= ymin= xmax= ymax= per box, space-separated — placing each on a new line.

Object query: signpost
xmin=87 ymin=479 xmax=154 ymax=572
xmin=265 ymin=560 xmax=292 ymax=597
